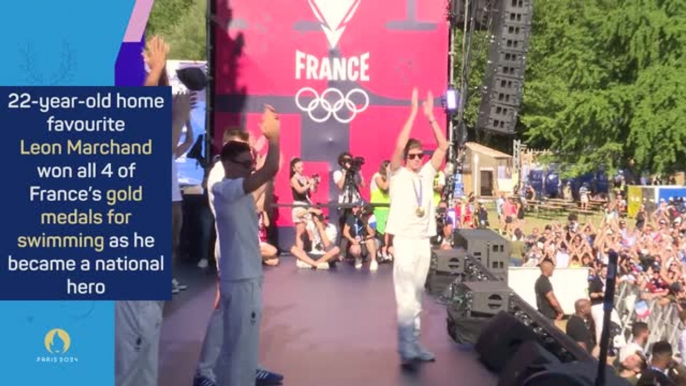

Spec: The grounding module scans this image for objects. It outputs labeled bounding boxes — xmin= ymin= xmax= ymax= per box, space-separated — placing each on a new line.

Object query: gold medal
xmin=415 ymin=207 xmax=425 ymax=217
xmin=412 ymin=177 xmax=425 ymax=218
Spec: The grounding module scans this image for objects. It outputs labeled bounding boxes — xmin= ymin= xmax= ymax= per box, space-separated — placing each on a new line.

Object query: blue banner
xmin=0 ymin=0 xmax=142 ymax=384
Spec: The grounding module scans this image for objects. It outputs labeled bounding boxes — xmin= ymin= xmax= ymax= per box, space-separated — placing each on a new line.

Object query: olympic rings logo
xmin=294 ymin=87 xmax=370 ymax=124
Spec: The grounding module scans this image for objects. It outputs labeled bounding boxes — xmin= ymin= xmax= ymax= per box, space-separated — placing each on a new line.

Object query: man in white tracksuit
xmin=115 ymin=301 xmax=165 ymax=386
xmin=194 ymin=128 xmax=283 ymax=386
xmin=385 ymin=88 xmax=448 ymax=366
xmin=115 ymin=36 xmax=192 ymax=386
xmin=211 ymin=106 xmax=280 ymax=385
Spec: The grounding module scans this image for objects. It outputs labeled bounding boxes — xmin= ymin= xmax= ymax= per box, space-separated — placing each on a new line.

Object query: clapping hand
xmin=143 ymin=36 xmax=169 ymax=73
xmin=423 ymin=91 xmax=435 ymax=119
xmin=411 ymin=87 xmax=419 ymax=115
xmin=260 ymin=104 xmax=280 ymax=141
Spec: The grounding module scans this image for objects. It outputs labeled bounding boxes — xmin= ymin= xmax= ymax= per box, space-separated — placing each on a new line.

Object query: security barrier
xmin=614 ymin=282 xmax=684 ymax=353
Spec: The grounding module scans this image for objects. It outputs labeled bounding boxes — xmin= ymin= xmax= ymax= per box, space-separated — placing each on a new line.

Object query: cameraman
xmin=343 ymin=201 xmax=378 ymax=270
xmin=433 ymin=201 xmax=454 ymax=250
xmin=333 ymin=152 xmax=365 ymax=204
xmin=333 ymin=152 xmax=365 ymax=253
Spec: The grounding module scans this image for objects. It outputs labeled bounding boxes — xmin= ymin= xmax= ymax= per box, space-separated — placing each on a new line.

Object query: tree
xmin=146 ymin=0 xmax=195 ymax=37
xmin=147 ymin=0 xmax=206 ymax=60
xmin=519 ymin=0 xmax=686 ymax=178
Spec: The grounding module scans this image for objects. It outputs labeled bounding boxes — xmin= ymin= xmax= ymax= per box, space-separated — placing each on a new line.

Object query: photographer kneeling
xmin=291 ymin=208 xmax=341 ymax=269
xmin=343 ymin=201 xmax=379 ymax=270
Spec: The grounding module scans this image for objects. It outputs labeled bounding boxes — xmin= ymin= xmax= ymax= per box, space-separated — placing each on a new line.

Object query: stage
xmin=158 ymin=257 xmax=498 ymax=386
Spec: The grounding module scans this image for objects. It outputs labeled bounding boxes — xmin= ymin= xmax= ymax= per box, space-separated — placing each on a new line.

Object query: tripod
xmin=341 ymin=168 xmax=361 ymax=204
xmin=337 ymin=168 xmax=362 ymax=254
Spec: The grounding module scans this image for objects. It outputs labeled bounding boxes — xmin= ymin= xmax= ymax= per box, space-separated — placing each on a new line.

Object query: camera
xmin=436 ymin=207 xmax=448 ymax=227
xmin=357 ymin=202 xmax=373 ymax=218
xmin=311 ymin=173 xmax=321 ymax=184
xmin=347 ymin=156 xmax=365 ymax=173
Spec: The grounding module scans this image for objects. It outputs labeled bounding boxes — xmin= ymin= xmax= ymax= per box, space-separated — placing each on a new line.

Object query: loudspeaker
xmin=426 ymin=248 xmax=467 ymax=295
xmin=447 ymin=306 xmax=491 ymax=345
xmin=426 ymin=272 xmax=459 ymax=296
xmin=498 ymin=341 xmax=560 ymax=386
xmin=455 ymin=281 xmax=510 ymax=316
xmin=475 ymin=311 xmax=540 ymax=373
xmin=476 ymin=0 xmax=533 ymax=134
xmin=454 ymin=230 xmax=510 ymax=282
xmin=433 ymin=248 xmax=467 ymax=275
xmin=521 ymin=361 xmax=629 ymax=386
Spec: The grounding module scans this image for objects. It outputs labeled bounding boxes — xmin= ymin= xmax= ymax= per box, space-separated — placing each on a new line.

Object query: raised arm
xmin=174 ymin=119 xmax=194 ymax=158
xmin=171 ymin=94 xmax=191 ymax=155
xmin=390 ymin=88 xmax=419 ymax=172
xmin=375 ymin=173 xmax=389 ymax=192
xmin=290 ymin=175 xmax=310 ymax=194
xmin=244 ymin=106 xmax=280 ymax=194
xmin=143 ymin=36 xmax=168 ymax=87
xmin=422 ymin=91 xmax=449 ymax=172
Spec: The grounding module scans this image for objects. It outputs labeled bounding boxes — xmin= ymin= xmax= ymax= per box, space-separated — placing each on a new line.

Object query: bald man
xmin=566 ymin=298 xmax=594 ymax=352
xmin=618 ymin=354 xmax=645 ymax=385
xmin=534 ymin=261 xmax=564 ymax=320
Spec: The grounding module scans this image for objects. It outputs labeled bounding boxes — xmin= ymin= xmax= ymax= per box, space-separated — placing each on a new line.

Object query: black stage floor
xmin=159 ymin=257 xmax=498 ymax=386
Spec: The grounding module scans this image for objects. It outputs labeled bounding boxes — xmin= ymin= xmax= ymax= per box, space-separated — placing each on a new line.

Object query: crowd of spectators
xmin=511 ymin=192 xmax=686 ymax=385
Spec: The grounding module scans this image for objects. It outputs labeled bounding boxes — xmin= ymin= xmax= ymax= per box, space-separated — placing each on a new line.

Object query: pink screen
xmin=212 ymin=0 xmax=449 ymax=227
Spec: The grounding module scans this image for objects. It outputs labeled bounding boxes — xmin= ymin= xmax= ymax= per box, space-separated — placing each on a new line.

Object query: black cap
xmin=176 ymin=67 xmax=207 ymax=91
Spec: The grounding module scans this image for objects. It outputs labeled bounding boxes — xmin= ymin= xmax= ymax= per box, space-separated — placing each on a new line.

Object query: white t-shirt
xmin=619 ymin=341 xmax=644 ymax=363
xmin=172 ymin=156 xmax=182 ymax=202
xmin=370 ymin=172 xmax=381 ymax=192
xmin=555 ymin=250 xmax=570 ymax=268
xmin=307 ymin=223 xmax=338 ymax=247
xmin=207 ymin=161 xmax=225 ymax=217
xmin=333 ymin=169 xmax=362 ymax=204
xmin=212 ymin=178 xmax=262 ymax=282
xmin=385 ymin=163 xmax=437 ymax=238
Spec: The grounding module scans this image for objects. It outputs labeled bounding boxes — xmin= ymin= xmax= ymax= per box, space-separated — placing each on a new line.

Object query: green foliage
xmin=520 ymin=0 xmax=686 ymax=177
xmin=455 ymin=0 xmax=686 ymax=177
xmin=453 ymin=29 xmax=488 ymax=128
xmin=147 ymin=0 xmax=206 ymax=60
xmin=146 ymin=0 xmax=195 ymax=37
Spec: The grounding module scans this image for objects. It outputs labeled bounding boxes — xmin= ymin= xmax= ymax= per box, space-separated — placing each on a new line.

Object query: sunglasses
xmin=407 ymin=153 xmax=423 ymax=160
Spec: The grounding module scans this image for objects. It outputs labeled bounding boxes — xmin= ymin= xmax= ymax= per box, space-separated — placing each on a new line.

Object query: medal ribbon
xmin=412 ymin=176 xmax=423 ymax=209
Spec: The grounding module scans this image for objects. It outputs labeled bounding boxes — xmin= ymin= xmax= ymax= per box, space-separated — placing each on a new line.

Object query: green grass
xmin=478 ymin=201 xmax=605 ymax=235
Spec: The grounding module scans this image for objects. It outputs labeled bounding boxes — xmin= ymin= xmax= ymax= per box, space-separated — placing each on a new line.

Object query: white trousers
xmin=392 ymin=236 xmax=432 ymax=358
xmin=115 ymin=301 xmax=165 ymax=386
xmin=197 ymin=299 xmax=224 ymax=381
xmin=216 ymin=278 xmax=263 ymax=386
xmin=591 ymin=303 xmax=621 ymax=346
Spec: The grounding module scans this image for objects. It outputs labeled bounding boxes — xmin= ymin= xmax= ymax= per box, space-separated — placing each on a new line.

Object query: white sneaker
xmin=172 ymin=278 xmax=187 ymax=291
xmin=197 ymin=258 xmax=208 ymax=269
xmin=370 ymin=260 xmax=379 ymax=271
xmin=316 ymin=262 xmax=330 ymax=270
xmin=296 ymin=259 xmax=311 ymax=269
xmin=355 ymin=258 xmax=362 ymax=269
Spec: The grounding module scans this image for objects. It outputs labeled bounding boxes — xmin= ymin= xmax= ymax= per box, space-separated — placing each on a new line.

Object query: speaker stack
xmin=426 ymin=248 xmax=467 ymax=295
xmin=447 ymin=281 xmax=511 ymax=345
xmin=476 ymin=0 xmax=533 ymax=134
xmin=454 ymin=229 xmax=510 ymax=282
xmin=473 ymin=312 xmax=630 ymax=386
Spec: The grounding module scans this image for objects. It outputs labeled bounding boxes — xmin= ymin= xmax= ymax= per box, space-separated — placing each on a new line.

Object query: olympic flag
xmin=211 ymin=0 xmax=449 ymax=246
